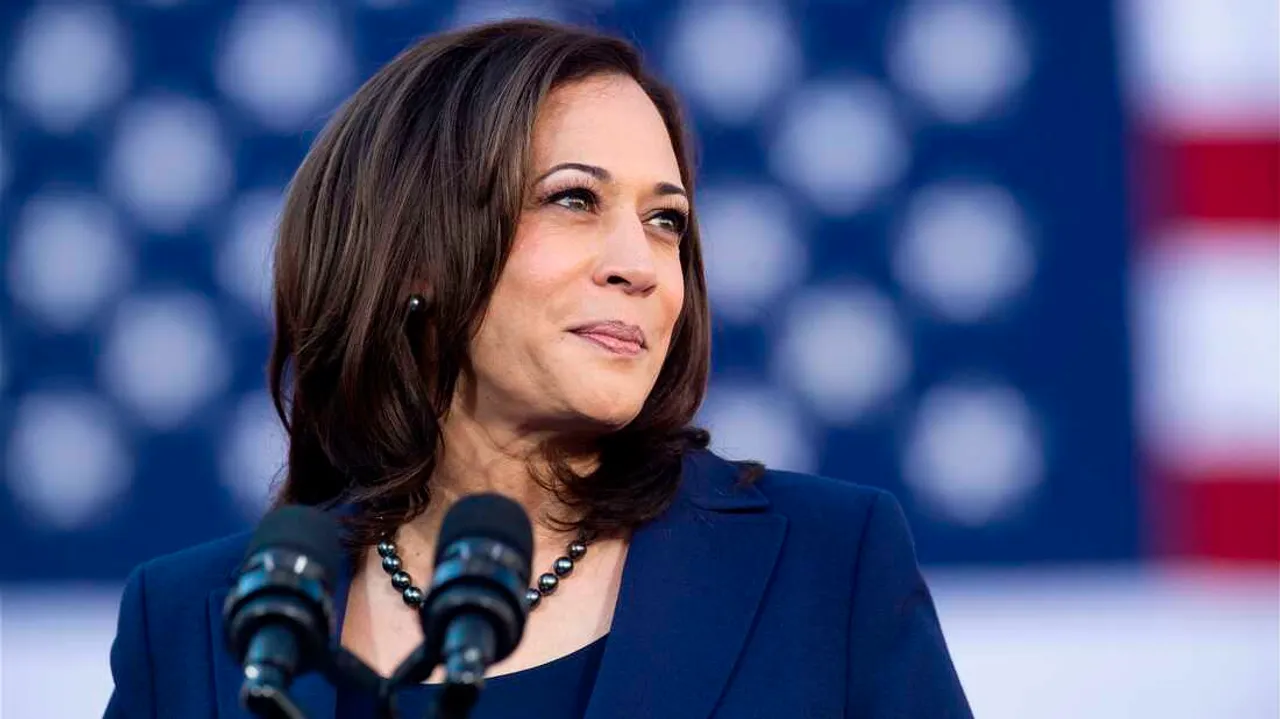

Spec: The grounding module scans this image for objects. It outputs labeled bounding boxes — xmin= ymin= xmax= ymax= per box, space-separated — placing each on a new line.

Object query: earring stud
xmin=407 ymin=294 xmax=426 ymax=313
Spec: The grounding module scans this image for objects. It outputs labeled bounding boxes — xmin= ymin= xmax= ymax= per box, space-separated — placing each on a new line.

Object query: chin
xmin=547 ymin=359 xmax=656 ymax=431
xmin=562 ymin=384 xmax=647 ymax=431
xmin=576 ymin=398 xmax=644 ymax=431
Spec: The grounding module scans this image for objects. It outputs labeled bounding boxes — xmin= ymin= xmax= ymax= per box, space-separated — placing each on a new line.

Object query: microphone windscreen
xmin=435 ymin=493 xmax=534 ymax=567
xmin=243 ymin=505 xmax=344 ymax=581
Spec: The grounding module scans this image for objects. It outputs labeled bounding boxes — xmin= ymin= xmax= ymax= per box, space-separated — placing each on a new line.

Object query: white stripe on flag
xmin=1133 ymin=224 xmax=1280 ymax=476
xmin=1120 ymin=0 xmax=1280 ymax=134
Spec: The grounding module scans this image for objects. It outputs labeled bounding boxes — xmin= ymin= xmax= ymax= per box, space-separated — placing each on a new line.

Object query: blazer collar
xmin=209 ymin=449 xmax=786 ymax=719
xmin=583 ymin=449 xmax=786 ymax=719
xmin=677 ymin=449 xmax=773 ymax=512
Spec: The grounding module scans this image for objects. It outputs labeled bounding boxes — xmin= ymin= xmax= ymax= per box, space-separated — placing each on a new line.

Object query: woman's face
xmin=462 ymin=73 xmax=688 ymax=437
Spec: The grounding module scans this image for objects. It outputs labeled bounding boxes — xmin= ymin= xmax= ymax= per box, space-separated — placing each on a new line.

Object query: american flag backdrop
xmin=0 ymin=1 xmax=1275 ymax=718
xmin=1122 ymin=0 xmax=1279 ymax=563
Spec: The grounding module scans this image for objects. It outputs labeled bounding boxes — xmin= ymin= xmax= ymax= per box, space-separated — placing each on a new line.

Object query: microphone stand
xmin=248 ymin=625 xmax=474 ymax=719
xmin=326 ymin=646 xmax=411 ymax=719
xmin=240 ymin=678 xmax=307 ymax=719
xmin=433 ymin=685 xmax=479 ymax=719
xmin=239 ymin=648 xmax=367 ymax=719
xmin=373 ymin=645 xmax=436 ymax=719
xmin=378 ymin=632 xmax=481 ymax=719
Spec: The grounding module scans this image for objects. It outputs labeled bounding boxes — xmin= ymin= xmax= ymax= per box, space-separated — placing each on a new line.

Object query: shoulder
xmin=106 ymin=530 xmax=254 ymax=710
xmin=685 ymin=449 xmax=897 ymax=525
xmin=755 ymin=465 xmax=914 ymax=565
xmin=122 ymin=530 xmax=253 ymax=614
xmin=681 ymin=449 xmax=912 ymax=561
xmin=753 ymin=464 xmax=893 ymax=519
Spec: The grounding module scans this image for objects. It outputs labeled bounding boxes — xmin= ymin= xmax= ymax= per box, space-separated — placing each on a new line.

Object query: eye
xmin=545 ymin=186 xmax=599 ymax=213
xmin=647 ymin=209 xmax=689 ymax=238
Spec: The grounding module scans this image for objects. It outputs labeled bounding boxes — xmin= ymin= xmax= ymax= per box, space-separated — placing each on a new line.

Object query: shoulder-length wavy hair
xmin=268 ymin=18 xmax=723 ymax=549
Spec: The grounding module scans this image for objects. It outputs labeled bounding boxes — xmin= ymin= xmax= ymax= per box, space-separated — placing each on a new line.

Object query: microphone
xmin=223 ymin=506 xmax=344 ymax=719
xmin=388 ymin=493 xmax=533 ymax=716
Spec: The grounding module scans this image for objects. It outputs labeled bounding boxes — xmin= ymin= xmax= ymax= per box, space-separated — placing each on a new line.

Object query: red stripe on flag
xmin=1155 ymin=467 xmax=1280 ymax=562
xmin=1162 ymin=136 xmax=1280 ymax=222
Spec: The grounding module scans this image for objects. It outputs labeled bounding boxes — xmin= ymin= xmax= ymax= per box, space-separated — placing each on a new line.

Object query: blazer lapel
xmin=585 ymin=450 xmax=787 ymax=719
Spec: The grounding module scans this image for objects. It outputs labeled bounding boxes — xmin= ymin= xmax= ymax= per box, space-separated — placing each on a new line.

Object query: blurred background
xmin=0 ymin=0 xmax=1276 ymax=717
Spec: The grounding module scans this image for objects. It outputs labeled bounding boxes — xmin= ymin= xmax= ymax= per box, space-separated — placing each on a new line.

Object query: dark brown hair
xmin=267 ymin=19 xmax=723 ymax=549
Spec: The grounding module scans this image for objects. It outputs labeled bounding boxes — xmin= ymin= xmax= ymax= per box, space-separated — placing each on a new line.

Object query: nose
xmin=592 ymin=214 xmax=659 ymax=296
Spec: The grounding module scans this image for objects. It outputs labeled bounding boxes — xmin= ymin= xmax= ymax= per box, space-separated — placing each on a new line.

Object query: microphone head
xmin=435 ymin=493 xmax=534 ymax=568
xmin=390 ymin=494 xmax=535 ymax=687
xmin=224 ymin=505 xmax=344 ymax=680
xmin=242 ymin=505 xmax=345 ymax=582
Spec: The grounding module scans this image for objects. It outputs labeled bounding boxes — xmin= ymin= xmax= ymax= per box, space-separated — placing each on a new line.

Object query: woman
xmin=105 ymin=19 xmax=972 ymax=719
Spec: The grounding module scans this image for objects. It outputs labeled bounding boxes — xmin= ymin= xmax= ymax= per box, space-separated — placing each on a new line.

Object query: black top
xmin=337 ymin=634 xmax=610 ymax=719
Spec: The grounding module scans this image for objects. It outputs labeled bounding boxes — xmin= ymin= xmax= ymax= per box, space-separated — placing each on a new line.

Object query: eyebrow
xmin=534 ymin=162 xmax=687 ymax=199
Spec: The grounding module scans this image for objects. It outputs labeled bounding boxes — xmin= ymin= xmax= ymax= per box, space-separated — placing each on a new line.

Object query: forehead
xmin=531 ymin=74 xmax=682 ymax=183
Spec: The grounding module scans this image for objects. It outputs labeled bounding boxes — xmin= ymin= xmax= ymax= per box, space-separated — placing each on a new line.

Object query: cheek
xmin=656 ymin=260 xmax=685 ymax=341
xmin=488 ymin=230 xmax=577 ymax=326
xmin=504 ymin=222 xmax=590 ymax=294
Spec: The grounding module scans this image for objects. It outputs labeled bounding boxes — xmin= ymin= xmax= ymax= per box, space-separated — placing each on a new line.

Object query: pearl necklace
xmin=376 ymin=532 xmax=592 ymax=610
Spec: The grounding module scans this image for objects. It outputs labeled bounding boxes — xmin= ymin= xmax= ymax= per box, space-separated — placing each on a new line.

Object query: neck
xmin=397 ymin=401 xmax=595 ymax=555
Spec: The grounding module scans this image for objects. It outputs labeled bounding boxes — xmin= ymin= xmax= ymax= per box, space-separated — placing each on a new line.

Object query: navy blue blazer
xmin=104 ymin=450 xmax=972 ymax=718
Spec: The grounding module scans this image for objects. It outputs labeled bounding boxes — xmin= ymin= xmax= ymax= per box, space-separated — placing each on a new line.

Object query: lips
xmin=569 ymin=320 xmax=647 ymax=356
